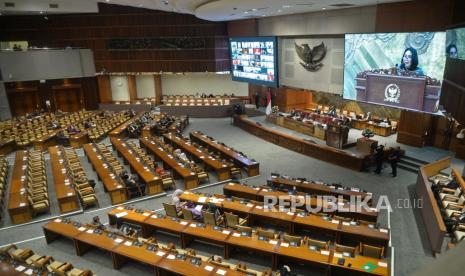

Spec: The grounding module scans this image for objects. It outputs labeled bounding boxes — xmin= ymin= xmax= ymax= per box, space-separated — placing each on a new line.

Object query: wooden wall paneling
xmin=52 ymin=84 xmax=83 ymax=112
xmin=80 ymin=77 xmax=100 ymax=110
xmin=128 ymin=75 xmax=137 ymax=101
xmin=6 ymin=86 xmax=38 ymax=116
xmin=397 ymin=110 xmax=433 ymax=147
xmin=97 ymin=75 xmax=113 ymax=103
xmin=154 ymin=75 xmax=162 ymax=105
xmin=227 ymin=19 xmax=258 ymax=37
xmin=375 ymin=0 xmax=455 ymax=32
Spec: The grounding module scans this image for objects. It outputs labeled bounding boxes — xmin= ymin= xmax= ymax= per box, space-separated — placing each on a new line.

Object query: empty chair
xmin=453 ymin=224 xmax=465 ymax=242
xmin=203 ymin=211 xmax=223 ymax=226
xmin=230 ymin=166 xmax=242 ymax=178
xmin=163 ymin=202 xmax=182 ymax=218
xmin=360 ymin=242 xmax=384 ymax=259
xmin=257 ymin=229 xmax=275 ymax=240
xmin=307 ymin=238 xmax=330 ymax=251
xmin=197 ymin=171 xmax=210 ymax=183
xmin=8 ymin=245 xmax=34 ymax=262
xmin=224 ymin=212 xmax=247 ymax=229
xmin=182 ymin=208 xmax=194 ymax=221
xmin=283 ymin=234 xmax=302 ymax=246
xmin=236 ymin=225 xmax=253 ymax=236
xmin=335 ymin=243 xmax=357 ymax=257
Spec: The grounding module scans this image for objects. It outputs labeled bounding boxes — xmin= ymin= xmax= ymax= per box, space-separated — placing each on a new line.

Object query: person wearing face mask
xmin=397 ymin=47 xmax=424 ymax=76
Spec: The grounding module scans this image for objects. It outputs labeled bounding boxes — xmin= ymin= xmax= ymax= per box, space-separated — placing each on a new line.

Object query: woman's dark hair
xmin=400 ymin=47 xmax=419 ymax=71
xmin=446 ymin=44 xmax=457 ymax=55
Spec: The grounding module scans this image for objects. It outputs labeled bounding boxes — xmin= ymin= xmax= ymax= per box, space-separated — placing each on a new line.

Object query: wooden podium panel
xmin=365 ymin=74 xmax=426 ymax=111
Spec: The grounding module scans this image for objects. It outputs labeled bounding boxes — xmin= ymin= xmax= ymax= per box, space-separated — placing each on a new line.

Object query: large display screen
xmin=230 ymin=37 xmax=278 ymax=87
xmin=343 ymin=32 xmax=446 ymax=113
xmin=446 ymin=27 xmax=465 ymax=60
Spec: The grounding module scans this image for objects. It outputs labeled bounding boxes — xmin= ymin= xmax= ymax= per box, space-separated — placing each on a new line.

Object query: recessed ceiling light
xmin=105 ymin=0 xmax=110 ymax=2
xmin=283 ymin=5 xmax=292 ymax=8
xmin=244 ymin=11 xmax=249 ymax=14
xmin=251 ymin=8 xmax=257 ymax=11
xmin=39 ymin=11 xmax=44 ymax=14
xmin=322 ymin=7 xmax=326 ymax=10
xmin=277 ymin=9 xmax=282 ymax=12
xmin=261 ymin=14 xmax=266 ymax=17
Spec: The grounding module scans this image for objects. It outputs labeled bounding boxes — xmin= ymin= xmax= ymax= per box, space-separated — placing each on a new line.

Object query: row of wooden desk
xmin=110 ymin=137 xmax=163 ymax=195
xmin=351 ymin=119 xmax=392 ymax=137
xmin=107 ymin=207 xmax=389 ymax=275
xmin=268 ymin=176 xmax=373 ymax=205
xmin=266 ymin=115 xmax=327 ymax=140
xmin=234 ymin=116 xmax=367 ymax=171
xmin=83 ymin=143 xmax=127 ymax=204
xmin=163 ymin=133 xmax=232 ymax=181
xmin=140 ymin=137 xmax=200 ymax=189
xmin=43 ymin=219 xmax=246 ymax=276
xmin=223 ymin=183 xmax=378 ymax=222
xmin=189 ymin=131 xmax=259 ymax=177
xmin=7 ymin=151 xmax=32 ymax=224
xmin=48 ymin=146 xmax=80 ymax=214
xmin=108 ymin=112 xmax=144 ymax=138
xmin=179 ymin=191 xmax=389 ymax=249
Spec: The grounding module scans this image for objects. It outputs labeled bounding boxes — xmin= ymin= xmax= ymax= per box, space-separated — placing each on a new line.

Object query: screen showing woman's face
xmin=403 ymin=50 xmax=413 ymax=69
xmin=449 ymin=47 xmax=458 ymax=58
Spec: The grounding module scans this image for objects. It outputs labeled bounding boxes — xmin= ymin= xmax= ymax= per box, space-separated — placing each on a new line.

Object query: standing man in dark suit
xmin=374 ymin=145 xmax=384 ymax=174
xmin=388 ymin=146 xmax=401 ymax=178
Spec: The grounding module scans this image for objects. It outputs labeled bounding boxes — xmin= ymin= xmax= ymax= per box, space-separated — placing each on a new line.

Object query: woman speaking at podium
xmin=397 ymin=47 xmax=425 ymax=76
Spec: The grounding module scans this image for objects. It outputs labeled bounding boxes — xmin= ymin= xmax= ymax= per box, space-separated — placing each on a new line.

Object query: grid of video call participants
xmin=231 ymin=41 xmax=275 ymax=82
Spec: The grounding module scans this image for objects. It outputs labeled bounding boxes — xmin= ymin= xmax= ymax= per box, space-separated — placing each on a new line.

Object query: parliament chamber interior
xmin=0 ymin=0 xmax=465 ymax=276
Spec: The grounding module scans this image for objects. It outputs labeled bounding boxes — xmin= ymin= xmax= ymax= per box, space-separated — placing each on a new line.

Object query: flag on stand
xmin=265 ymin=88 xmax=272 ymax=115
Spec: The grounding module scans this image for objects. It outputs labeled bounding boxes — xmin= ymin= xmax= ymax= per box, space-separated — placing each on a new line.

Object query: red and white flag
xmin=265 ymin=87 xmax=272 ymax=115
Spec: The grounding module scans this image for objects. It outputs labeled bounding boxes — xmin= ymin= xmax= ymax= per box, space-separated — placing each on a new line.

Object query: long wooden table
xmin=223 ymin=183 xmax=378 ymax=222
xmin=8 ymin=151 xmax=32 ymax=224
xmin=189 ymin=131 xmax=259 ymax=177
xmin=180 ymin=192 xmax=389 ymax=249
xmin=108 ymin=207 xmax=389 ymax=275
xmin=43 ymin=219 xmax=244 ymax=276
xmin=83 ymin=143 xmax=127 ymax=204
xmin=163 ymin=133 xmax=232 ymax=181
xmin=140 ymin=137 xmax=199 ymax=189
xmin=108 ymin=112 xmax=144 ymax=138
xmin=234 ymin=115 xmax=368 ymax=171
xmin=48 ymin=146 xmax=80 ymax=213
xmin=110 ymin=137 xmax=163 ymax=195
xmin=267 ymin=176 xmax=373 ymax=205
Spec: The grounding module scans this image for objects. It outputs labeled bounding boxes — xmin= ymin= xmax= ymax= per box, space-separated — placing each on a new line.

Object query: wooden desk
xmin=69 ymin=132 xmax=89 ymax=149
xmin=48 ymin=146 xmax=80 ymax=213
xmin=267 ymin=176 xmax=373 ymax=205
xmin=0 ymin=259 xmax=45 ymax=276
xmin=110 ymin=137 xmax=163 ymax=195
xmin=223 ymin=183 xmax=378 ymax=222
xmin=163 ymin=133 xmax=232 ymax=181
xmin=180 ymin=192 xmax=389 ymax=248
xmin=190 ymin=131 xmax=259 ymax=176
xmin=8 ymin=151 xmax=32 ymax=224
xmin=366 ymin=123 xmax=392 ymax=137
xmin=108 ymin=112 xmax=144 ymax=138
xmin=329 ymin=251 xmax=389 ymax=276
xmin=83 ymin=143 xmax=127 ymax=204
xmin=43 ymin=219 xmax=83 ymax=243
xmin=33 ymin=130 xmax=59 ymax=151
xmin=0 ymin=139 xmax=15 ymax=155
xmin=234 ymin=116 xmax=367 ymax=171
xmin=140 ymin=137 xmax=199 ymax=189
xmin=107 ymin=207 xmax=389 ymax=275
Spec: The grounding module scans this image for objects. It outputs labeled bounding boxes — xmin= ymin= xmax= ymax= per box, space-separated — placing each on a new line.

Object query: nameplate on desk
xmin=342 ymin=222 xmax=350 ymax=226
xmin=280 ymin=242 xmax=289 ymax=247
xmin=54 ymin=218 xmax=62 ymax=223
xmin=24 ymin=268 xmax=33 ymax=275
xmin=379 ymin=228 xmax=388 ymax=233
xmin=198 ymin=197 xmax=207 ymax=203
xmin=232 ymin=233 xmax=240 ymax=237
xmin=115 ymin=212 xmax=128 ymax=218
xmin=124 ymin=241 xmax=132 ymax=246
xmin=156 ymin=251 xmax=165 ymax=257
xmin=334 ymin=253 xmax=343 ymax=258
xmin=331 ymin=219 xmax=339 ymax=224
xmin=378 ymin=261 xmax=388 ymax=267
xmin=246 ymin=203 xmax=253 ymax=207
xmin=189 ymin=224 xmax=197 ymax=228
xmin=86 ymin=229 xmax=94 ymax=234
xmin=216 ymin=269 xmax=226 ymax=275
xmin=15 ymin=265 xmax=26 ymax=272
xmin=19 ymin=203 xmax=26 ymax=207
xmin=228 ymin=183 xmax=235 ymax=186
xmin=117 ymin=206 xmax=124 ymax=210
xmin=222 ymin=230 xmax=231 ymax=235
xmin=269 ymin=240 xmax=278 ymax=245
xmin=167 ymin=254 xmax=175 ymax=260
xmin=180 ymin=221 xmax=188 ymax=225
xmin=204 ymin=265 xmax=214 ymax=271
xmin=78 ymin=227 xmax=86 ymax=231
xmin=321 ymin=250 xmax=330 ymax=255
xmin=143 ymin=212 xmax=150 ymax=217
xmin=114 ymin=238 xmax=123 ymax=243
xmin=256 ymin=206 xmax=263 ymax=210
xmin=286 ymin=212 xmax=294 ymax=216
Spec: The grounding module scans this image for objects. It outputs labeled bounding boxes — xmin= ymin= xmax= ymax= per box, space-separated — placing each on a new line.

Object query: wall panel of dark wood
xmin=5 ymin=77 xmax=99 ymax=116
xmin=0 ymin=3 xmax=229 ymax=73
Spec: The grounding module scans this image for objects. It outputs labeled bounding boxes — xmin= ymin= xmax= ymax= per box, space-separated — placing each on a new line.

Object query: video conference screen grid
xmin=229 ymin=36 xmax=278 ymax=87
xmin=446 ymin=27 xmax=465 ymax=60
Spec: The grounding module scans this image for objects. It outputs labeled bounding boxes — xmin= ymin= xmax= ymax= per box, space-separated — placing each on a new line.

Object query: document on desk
xmin=198 ymin=197 xmax=207 ymax=203
xmin=195 ymin=205 xmax=203 ymax=212
xmin=115 ymin=212 xmax=128 ymax=218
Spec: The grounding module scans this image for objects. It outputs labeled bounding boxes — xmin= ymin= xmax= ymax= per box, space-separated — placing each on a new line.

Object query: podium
xmin=326 ymin=125 xmax=349 ymax=149
xmin=356 ymin=73 xmax=440 ymax=113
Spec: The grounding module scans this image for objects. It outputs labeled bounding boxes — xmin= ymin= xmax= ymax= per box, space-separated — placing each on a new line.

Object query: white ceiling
xmin=0 ymin=0 xmax=411 ymax=21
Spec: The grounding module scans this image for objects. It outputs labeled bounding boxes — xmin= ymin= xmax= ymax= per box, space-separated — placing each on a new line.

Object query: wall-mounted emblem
xmin=295 ymin=42 xmax=327 ymax=72
xmin=384 ymin=84 xmax=400 ymax=103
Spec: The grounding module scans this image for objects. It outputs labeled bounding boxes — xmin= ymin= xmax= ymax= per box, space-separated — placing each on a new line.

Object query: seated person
xmin=66 ymin=124 xmax=80 ymax=135
xmin=289 ymin=108 xmax=297 ymax=117
xmin=92 ymin=216 xmax=106 ymax=230
xmin=172 ymin=189 xmax=187 ymax=212
xmin=84 ymin=119 xmax=95 ymax=129
xmin=47 ymin=120 xmax=61 ymax=130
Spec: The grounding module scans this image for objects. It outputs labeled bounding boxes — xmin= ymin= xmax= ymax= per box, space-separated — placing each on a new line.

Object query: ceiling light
xmin=283 ymin=5 xmax=292 ymax=8
xmin=105 ymin=0 xmax=110 ymax=2
xmin=277 ymin=9 xmax=281 ymax=12
xmin=322 ymin=7 xmax=326 ymax=10
xmin=261 ymin=15 xmax=266 ymax=17
xmin=39 ymin=11 xmax=44 ymax=14
xmin=251 ymin=8 xmax=257 ymax=11
xmin=244 ymin=11 xmax=249 ymax=14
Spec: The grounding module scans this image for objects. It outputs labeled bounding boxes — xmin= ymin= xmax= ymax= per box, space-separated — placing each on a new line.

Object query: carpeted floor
xmin=0 ymin=117 xmax=463 ymax=275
